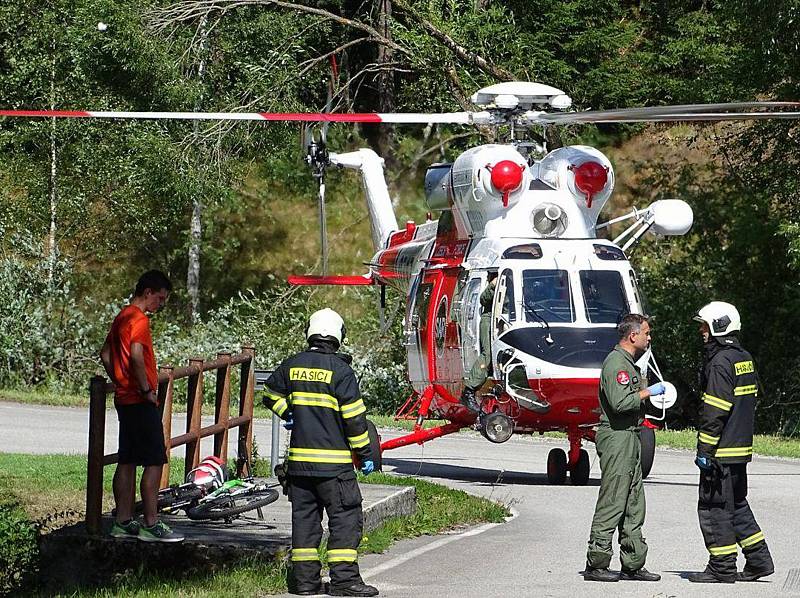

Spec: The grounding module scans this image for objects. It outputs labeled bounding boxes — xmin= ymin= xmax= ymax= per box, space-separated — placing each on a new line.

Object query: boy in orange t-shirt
xmin=100 ymin=270 xmax=183 ymax=543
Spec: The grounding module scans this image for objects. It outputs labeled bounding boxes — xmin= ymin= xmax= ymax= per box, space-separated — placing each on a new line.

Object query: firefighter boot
xmin=737 ymin=566 xmax=774 ymax=582
xmin=687 ymin=568 xmax=736 ymax=583
xmin=328 ymin=581 xmax=379 ymax=596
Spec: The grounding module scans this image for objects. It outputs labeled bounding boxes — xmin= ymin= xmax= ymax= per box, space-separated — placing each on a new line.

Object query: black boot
xmin=459 ymin=388 xmax=480 ymax=413
xmin=583 ymin=565 xmax=620 ymax=582
xmin=620 ymin=568 xmax=661 ymax=581
xmin=290 ymin=582 xmax=328 ymax=595
xmin=329 ymin=582 xmax=379 ymax=596
xmin=687 ymin=569 xmax=735 ymax=583
xmin=737 ymin=566 xmax=774 ymax=581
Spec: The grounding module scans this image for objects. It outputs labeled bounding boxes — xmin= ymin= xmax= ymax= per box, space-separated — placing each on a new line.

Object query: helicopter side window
xmin=500 ymin=269 xmax=516 ymax=323
xmin=580 ymin=270 xmax=628 ymax=324
xmin=522 ymin=270 xmax=574 ymax=323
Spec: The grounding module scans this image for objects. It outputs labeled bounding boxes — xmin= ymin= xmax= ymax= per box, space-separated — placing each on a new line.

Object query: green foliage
xmin=0 ymin=504 xmax=38 ymax=596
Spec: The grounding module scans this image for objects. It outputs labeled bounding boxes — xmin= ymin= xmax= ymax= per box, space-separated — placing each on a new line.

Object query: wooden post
xmin=158 ymin=366 xmax=174 ymax=489
xmin=214 ymin=352 xmax=232 ymax=462
xmin=185 ymin=358 xmax=204 ymax=479
xmin=237 ymin=345 xmax=256 ymax=476
xmin=86 ymin=376 xmax=107 ymax=536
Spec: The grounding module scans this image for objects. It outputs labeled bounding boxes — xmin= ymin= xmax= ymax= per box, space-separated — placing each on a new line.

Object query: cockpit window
xmin=580 ymin=270 xmax=629 ymax=324
xmin=502 ymin=244 xmax=542 ymax=259
xmin=593 ymin=244 xmax=626 ymax=261
xmin=522 ymin=270 xmax=574 ymax=323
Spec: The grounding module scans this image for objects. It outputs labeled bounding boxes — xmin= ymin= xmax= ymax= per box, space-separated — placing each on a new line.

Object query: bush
xmin=0 ymin=236 xmax=109 ymax=389
xmin=0 ymin=505 xmax=38 ymax=596
xmin=0 ymin=252 xmax=412 ymax=415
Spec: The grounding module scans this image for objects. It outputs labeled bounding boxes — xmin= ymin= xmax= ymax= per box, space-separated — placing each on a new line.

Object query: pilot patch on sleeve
xmin=616 ymin=370 xmax=630 ymax=385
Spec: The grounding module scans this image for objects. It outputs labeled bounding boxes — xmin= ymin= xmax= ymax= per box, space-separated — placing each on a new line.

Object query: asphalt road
xmin=2 ymin=402 xmax=799 ymax=597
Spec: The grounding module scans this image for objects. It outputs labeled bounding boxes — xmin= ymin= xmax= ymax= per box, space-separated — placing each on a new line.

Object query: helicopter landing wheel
xmin=546 ymin=448 xmax=568 ymax=485
xmin=569 ymin=449 xmax=591 ymax=486
xmin=481 ymin=412 xmax=514 ymax=444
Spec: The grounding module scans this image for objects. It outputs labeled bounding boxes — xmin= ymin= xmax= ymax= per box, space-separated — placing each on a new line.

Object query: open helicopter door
xmin=457 ymin=271 xmax=487 ymax=374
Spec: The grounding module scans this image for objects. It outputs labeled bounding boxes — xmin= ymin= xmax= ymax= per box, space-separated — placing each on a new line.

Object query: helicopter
xmin=3 ymin=81 xmax=799 ymax=484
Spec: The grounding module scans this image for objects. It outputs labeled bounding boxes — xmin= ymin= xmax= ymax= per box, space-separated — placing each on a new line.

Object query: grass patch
xmin=0 ymin=453 xmax=187 ymax=523
xmin=0 ymin=387 xmax=88 ymax=408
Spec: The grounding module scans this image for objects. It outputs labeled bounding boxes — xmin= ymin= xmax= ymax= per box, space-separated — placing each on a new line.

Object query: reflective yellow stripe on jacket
xmin=341 ymin=399 xmax=366 ymax=419
xmin=327 ymin=548 xmax=358 ymax=562
xmin=703 ymin=393 xmax=733 ymax=411
xmin=734 ymin=384 xmax=758 ymax=396
xmin=291 ymin=391 xmax=339 ymax=411
xmin=698 ymin=432 xmax=719 ymax=446
xmin=739 ymin=531 xmax=765 ymax=548
xmin=715 ymin=446 xmax=753 ymax=458
xmin=288 ymin=447 xmax=353 ymax=464
xmin=265 ymin=391 xmax=289 ymax=417
xmin=347 ymin=431 xmax=370 ymax=449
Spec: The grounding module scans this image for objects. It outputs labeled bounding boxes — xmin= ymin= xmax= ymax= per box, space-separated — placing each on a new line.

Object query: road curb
xmin=363 ymin=485 xmax=417 ymax=532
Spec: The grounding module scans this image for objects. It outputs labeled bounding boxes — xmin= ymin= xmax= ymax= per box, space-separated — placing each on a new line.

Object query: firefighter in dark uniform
xmin=688 ymin=301 xmax=774 ymax=584
xmin=584 ymin=313 xmax=663 ymax=583
xmin=263 ymin=308 xmax=379 ymax=597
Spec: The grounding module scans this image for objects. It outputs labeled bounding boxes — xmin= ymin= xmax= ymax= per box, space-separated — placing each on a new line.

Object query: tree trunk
xmin=47 ymin=40 xmax=58 ymax=287
xmin=376 ymin=0 xmax=396 ymax=168
xmin=187 ymin=197 xmax=202 ymax=318
xmin=186 ymin=14 xmax=209 ymax=321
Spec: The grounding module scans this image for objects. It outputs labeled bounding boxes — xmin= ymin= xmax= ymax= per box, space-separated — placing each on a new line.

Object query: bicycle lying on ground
xmin=129 ymin=456 xmax=281 ymax=523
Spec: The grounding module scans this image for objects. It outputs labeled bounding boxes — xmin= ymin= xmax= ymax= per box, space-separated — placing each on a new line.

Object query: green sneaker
xmin=138 ymin=520 xmax=184 ymax=543
xmin=110 ymin=519 xmax=140 ymax=539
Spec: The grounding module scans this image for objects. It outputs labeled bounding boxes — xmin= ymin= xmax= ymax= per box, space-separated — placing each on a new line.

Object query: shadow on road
xmin=383 ymin=457 xmax=602 ymax=487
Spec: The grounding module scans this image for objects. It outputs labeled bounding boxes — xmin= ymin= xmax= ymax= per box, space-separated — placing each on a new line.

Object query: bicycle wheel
xmin=186 ymin=487 xmax=280 ymax=520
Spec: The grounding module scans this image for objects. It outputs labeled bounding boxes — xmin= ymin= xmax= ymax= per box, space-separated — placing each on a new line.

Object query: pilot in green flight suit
xmin=584 ymin=313 xmax=665 ymax=583
xmin=460 ymin=273 xmax=497 ymax=412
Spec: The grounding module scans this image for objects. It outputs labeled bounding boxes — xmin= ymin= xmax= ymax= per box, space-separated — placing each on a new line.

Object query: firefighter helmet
xmin=306 ymin=308 xmax=346 ymax=344
xmin=693 ymin=301 xmax=741 ymax=337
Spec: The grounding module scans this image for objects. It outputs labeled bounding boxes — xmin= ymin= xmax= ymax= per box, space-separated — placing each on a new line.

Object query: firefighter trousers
xmin=698 ymin=462 xmax=773 ymax=579
xmin=288 ymin=471 xmax=364 ymax=593
xmin=587 ymin=427 xmax=648 ymax=571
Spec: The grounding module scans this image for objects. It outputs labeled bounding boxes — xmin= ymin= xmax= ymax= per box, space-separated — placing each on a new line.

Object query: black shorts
xmin=116 ymin=403 xmax=168 ymax=467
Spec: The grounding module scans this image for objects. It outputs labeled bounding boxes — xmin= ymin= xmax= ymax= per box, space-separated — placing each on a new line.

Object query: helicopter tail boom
xmin=329 ymin=149 xmax=399 ymax=250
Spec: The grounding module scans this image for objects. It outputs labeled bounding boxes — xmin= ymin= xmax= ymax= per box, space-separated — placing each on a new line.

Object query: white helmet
xmin=693 ymin=301 xmax=741 ymax=337
xmin=307 ymin=308 xmax=345 ymax=344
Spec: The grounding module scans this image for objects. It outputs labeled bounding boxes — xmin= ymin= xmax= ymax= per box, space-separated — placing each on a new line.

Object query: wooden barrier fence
xmin=85 ymin=345 xmax=256 ymax=535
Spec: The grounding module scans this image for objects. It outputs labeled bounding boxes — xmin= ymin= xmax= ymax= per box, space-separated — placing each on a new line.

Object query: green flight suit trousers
xmin=586 ymin=427 xmax=648 ymax=571
xmin=465 ymin=312 xmax=492 ymax=390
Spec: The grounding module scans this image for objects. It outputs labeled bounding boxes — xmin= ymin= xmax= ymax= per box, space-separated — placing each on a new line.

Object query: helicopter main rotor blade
xmin=534 ymin=102 xmax=800 ymax=125
xmin=0 ymin=109 xmax=479 ymax=124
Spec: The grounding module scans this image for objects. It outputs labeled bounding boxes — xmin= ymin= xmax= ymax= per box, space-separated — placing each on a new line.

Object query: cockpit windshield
xmin=580 ymin=270 xmax=629 ymax=323
xmin=522 ymin=270 xmax=575 ymax=323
